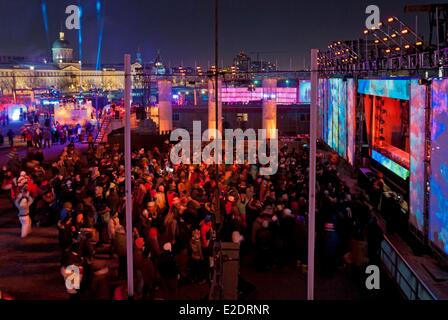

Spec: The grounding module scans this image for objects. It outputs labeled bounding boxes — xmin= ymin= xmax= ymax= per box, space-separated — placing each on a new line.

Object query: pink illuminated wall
xmin=347 ymin=79 xmax=356 ymax=166
xmin=409 ymin=80 xmax=426 ymax=232
xmin=429 ymin=79 xmax=448 ymax=254
xmin=221 ymin=87 xmax=299 ymax=105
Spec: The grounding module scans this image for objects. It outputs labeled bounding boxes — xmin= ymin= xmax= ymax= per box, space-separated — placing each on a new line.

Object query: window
xmin=237 ymin=113 xmax=248 ymax=122
xmin=172 ymin=113 xmax=180 ymax=121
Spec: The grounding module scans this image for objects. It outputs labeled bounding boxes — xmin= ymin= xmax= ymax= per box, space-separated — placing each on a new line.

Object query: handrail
xmin=380 ymin=235 xmax=437 ymax=300
xmin=94 ymin=116 xmax=110 ymax=144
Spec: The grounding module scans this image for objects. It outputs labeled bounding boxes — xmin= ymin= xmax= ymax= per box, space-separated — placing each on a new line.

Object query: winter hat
xmin=149 ymin=227 xmax=158 ymax=238
xmin=163 ymin=242 xmax=172 ymax=252
xmin=135 ymin=237 xmax=145 ymax=250
xmin=262 ymin=205 xmax=274 ymax=215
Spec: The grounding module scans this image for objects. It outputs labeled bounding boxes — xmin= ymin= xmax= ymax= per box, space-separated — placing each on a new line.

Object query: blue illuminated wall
xmin=358 ymin=79 xmax=411 ymax=100
xmin=372 ymin=150 xmax=410 ymax=180
xmin=299 ymin=80 xmax=311 ymax=104
xmin=319 ymin=78 xmax=350 ymax=160
xmin=338 ymin=81 xmax=347 ymax=158
xmin=318 ymin=79 xmax=327 ymax=139
xmin=347 ymin=79 xmax=356 ymax=166
xmin=409 ymin=80 xmax=426 ymax=232
xmin=429 ymin=79 xmax=448 ymax=254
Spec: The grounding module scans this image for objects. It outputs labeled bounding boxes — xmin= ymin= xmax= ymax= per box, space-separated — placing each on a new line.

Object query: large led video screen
xmin=372 ymin=149 xmax=409 ymax=180
xmin=318 ymin=79 xmax=327 ymax=140
xmin=321 ymin=78 xmax=349 ymax=159
xmin=299 ymin=80 xmax=311 ymax=104
xmin=429 ymin=79 xmax=448 ymax=254
xmin=409 ymin=80 xmax=426 ymax=232
xmin=327 ymin=79 xmax=338 ymax=150
xmin=220 ymin=87 xmax=297 ymax=105
xmin=358 ymin=79 xmax=411 ymax=100
xmin=328 ymin=78 xmax=347 ymax=158
xmin=337 ymin=81 xmax=347 ymax=158
xmin=347 ymin=79 xmax=356 ymax=165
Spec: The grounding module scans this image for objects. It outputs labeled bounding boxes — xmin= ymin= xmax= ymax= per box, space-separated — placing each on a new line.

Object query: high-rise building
xmin=233 ymin=51 xmax=251 ymax=72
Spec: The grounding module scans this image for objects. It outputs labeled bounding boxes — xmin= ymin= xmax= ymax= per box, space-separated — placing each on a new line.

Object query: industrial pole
xmin=214 ymin=0 xmax=221 ymax=226
xmin=124 ymin=54 xmax=134 ymax=298
xmin=95 ymin=86 xmax=99 ymax=130
xmin=307 ymin=49 xmax=318 ymax=301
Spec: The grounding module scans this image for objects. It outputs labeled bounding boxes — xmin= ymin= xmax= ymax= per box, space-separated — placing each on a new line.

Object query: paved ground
xmin=0 ymin=142 xmax=87 ymax=299
xmin=0 ymin=202 xmax=67 ymax=299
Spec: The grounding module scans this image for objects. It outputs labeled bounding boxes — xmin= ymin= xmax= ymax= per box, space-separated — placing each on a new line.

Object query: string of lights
xmin=318 ymin=13 xmax=447 ymax=74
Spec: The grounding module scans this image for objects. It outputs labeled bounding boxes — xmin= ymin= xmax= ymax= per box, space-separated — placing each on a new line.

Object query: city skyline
xmin=0 ymin=0 xmax=442 ymax=69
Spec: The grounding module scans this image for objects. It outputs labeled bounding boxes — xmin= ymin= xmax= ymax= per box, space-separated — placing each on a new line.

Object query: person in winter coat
xmin=87 ymin=265 xmax=111 ymax=300
xmin=190 ymin=229 xmax=205 ymax=283
xmin=147 ymin=227 xmax=162 ymax=260
xmin=321 ymin=222 xmax=339 ymax=276
xmin=60 ymin=248 xmax=84 ymax=300
xmin=158 ymin=242 xmax=179 ymax=299
xmin=15 ymin=192 xmax=33 ymax=238
xmin=113 ymin=226 xmax=127 ymax=279
xmin=108 ymin=212 xmax=120 ymax=242
xmin=133 ymin=237 xmax=146 ymax=299
xmin=294 ymin=214 xmax=308 ymax=272
xmin=155 ymin=185 xmax=167 ymax=213
xmin=254 ymin=219 xmax=273 ymax=271
xmin=141 ymin=246 xmax=158 ymax=300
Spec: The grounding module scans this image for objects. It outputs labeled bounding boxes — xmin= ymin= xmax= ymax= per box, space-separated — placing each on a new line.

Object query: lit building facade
xmin=0 ymin=32 xmax=138 ymax=95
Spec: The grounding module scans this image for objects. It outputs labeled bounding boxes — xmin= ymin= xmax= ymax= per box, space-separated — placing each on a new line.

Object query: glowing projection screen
xmin=318 ymin=79 xmax=328 ymax=140
xmin=325 ymin=79 xmax=332 ymax=147
xmin=347 ymin=79 xmax=356 ymax=165
xmin=327 ymin=78 xmax=347 ymax=157
xmin=327 ymin=79 xmax=339 ymax=150
xmin=372 ymin=150 xmax=410 ymax=180
xmin=429 ymin=79 xmax=448 ymax=254
xmin=299 ymin=80 xmax=311 ymax=103
xmin=338 ymin=81 xmax=347 ymax=158
xmin=409 ymin=80 xmax=426 ymax=232
xmin=322 ymin=78 xmax=349 ymax=159
xmin=358 ymin=79 xmax=411 ymax=100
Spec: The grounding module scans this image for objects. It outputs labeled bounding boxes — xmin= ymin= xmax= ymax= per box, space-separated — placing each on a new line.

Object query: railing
xmin=94 ymin=116 xmax=110 ymax=144
xmin=380 ymin=236 xmax=437 ymax=300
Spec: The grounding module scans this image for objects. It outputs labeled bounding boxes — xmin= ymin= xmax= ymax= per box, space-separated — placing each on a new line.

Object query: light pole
xmin=214 ymin=0 xmax=221 ymax=226
xmin=124 ymin=54 xmax=134 ymax=298
xmin=307 ymin=48 xmax=318 ymax=301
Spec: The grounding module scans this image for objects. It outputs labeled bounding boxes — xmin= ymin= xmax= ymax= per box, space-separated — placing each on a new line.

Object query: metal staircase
xmin=94 ymin=117 xmax=111 ymax=144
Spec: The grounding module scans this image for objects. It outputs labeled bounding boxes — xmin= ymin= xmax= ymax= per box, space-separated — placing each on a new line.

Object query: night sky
xmin=0 ymin=0 xmax=444 ymax=69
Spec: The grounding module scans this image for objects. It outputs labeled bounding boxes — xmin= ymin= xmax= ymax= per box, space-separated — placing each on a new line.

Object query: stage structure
xmin=317 ymin=75 xmax=448 ymax=258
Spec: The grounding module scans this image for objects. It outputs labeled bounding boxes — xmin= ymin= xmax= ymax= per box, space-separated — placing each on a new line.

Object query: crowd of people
xmin=0 ymin=136 xmax=384 ymax=300
xmin=9 ymin=122 xmax=93 ymax=148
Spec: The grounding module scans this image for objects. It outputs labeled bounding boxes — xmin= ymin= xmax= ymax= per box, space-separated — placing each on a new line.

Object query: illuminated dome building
xmin=52 ymin=32 xmax=74 ymax=64
xmin=151 ymin=52 xmax=166 ymax=75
